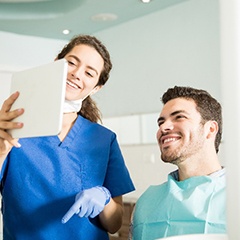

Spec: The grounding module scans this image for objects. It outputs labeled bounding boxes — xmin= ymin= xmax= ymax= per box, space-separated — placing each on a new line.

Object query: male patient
xmin=131 ymin=86 xmax=226 ymax=240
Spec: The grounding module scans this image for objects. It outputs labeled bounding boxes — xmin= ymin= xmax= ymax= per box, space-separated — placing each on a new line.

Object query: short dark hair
xmin=161 ymin=86 xmax=222 ymax=153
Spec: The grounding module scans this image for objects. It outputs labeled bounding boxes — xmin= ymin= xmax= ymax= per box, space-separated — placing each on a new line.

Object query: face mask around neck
xmin=63 ymin=87 xmax=98 ymax=113
xmin=63 ymin=99 xmax=83 ymax=113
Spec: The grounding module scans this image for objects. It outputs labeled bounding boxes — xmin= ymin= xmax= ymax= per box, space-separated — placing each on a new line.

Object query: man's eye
xmin=176 ymin=115 xmax=185 ymax=119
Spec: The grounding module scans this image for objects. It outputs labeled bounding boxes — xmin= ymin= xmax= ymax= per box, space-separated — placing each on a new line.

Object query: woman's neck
xmin=58 ymin=112 xmax=78 ymax=141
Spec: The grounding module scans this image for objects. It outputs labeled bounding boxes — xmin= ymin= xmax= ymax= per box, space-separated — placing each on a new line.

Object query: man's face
xmin=156 ymin=98 xmax=206 ymax=165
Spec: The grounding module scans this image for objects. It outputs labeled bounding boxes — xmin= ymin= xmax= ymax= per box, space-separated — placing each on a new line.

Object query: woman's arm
xmin=99 ymin=195 xmax=124 ymax=234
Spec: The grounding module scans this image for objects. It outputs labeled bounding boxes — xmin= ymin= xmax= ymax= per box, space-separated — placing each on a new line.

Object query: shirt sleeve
xmin=103 ymin=133 xmax=135 ymax=197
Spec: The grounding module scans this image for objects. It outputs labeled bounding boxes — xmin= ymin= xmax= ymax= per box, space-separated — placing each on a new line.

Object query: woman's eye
xmin=68 ymin=61 xmax=76 ymax=66
xmin=86 ymin=72 xmax=93 ymax=77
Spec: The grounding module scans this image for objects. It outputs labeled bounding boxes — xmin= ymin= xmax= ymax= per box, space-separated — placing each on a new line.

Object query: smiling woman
xmin=0 ymin=34 xmax=135 ymax=240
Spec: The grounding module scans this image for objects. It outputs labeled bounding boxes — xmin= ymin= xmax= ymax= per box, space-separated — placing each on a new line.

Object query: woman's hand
xmin=0 ymin=91 xmax=24 ymax=155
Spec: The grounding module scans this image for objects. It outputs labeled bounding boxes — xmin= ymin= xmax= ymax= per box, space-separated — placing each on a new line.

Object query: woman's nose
xmin=71 ymin=67 xmax=82 ymax=81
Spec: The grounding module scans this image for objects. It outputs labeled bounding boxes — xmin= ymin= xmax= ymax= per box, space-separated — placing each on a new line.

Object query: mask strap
xmin=63 ymin=87 xmax=97 ymax=113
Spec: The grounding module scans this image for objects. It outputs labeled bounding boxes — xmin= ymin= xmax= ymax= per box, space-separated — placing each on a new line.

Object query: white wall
xmin=0 ymin=72 xmax=11 ymax=105
xmin=95 ymin=0 xmax=221 ymax=118
xmin=220 ymin=0 xmax=240 ymax=238
xmin=0 ymin=31 xmax=67 ymax=69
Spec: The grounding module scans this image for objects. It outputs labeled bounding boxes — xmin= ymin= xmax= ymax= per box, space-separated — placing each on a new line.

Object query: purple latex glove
xmin=62 ymin=186 xmax=111 ymax=224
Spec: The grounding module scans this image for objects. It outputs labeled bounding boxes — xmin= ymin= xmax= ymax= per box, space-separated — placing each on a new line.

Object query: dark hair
xmin=161 ymin=86 xmax=222 ymax=153
xmin=56 ymin=34 xmax=112 ymax=123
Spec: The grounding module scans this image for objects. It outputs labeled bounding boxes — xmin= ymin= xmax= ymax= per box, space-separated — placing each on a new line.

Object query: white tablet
xmin=8 ymin=59 xmax=68 ymax=138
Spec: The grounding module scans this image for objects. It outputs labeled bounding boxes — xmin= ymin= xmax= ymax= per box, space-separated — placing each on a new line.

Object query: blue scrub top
xmin=1 ymin=115 xmax=135 ymax=240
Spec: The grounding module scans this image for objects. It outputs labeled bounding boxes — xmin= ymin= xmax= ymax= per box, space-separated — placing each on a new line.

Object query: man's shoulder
xmin=137 ymin=182 xmax=168 ymax=203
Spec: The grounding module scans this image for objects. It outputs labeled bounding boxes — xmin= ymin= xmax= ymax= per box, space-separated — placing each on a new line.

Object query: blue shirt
xmin=1 ymin=115 xmax=135 ymax=240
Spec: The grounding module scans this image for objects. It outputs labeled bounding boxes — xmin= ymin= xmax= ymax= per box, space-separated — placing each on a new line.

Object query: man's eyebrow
xmin=157 ymin=110 xmax=188 ymax=124
xmin=67 ymin=55 xmax=99 ymax=76
xmin=171 ymin=110 xmax=188 ymax=116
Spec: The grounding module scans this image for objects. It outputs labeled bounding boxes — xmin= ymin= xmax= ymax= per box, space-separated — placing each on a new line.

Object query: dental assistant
xmin=0 ymin=34 xmax=135 ymax=240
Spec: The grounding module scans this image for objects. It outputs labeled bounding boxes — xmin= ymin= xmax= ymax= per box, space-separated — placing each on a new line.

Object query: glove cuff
xmin=96 ymin=186 xmax=111 ymax=205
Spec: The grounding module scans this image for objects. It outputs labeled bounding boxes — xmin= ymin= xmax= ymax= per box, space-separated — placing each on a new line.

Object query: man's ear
xmin=206 ymin=120 xmax=218 ymax=139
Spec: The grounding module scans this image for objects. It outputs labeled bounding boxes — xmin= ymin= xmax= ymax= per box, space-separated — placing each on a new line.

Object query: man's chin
xmin=161 ymin=154 xmax=179 ymax=164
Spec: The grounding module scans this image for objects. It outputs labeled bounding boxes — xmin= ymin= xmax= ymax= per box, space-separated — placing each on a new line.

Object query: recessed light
xmin=141 ymin=0 xmax=151 ymax=3
xmin=91 ymin=13 xmax=118 ymax=22
xmin=62 ymin=29 xmax=70 ymax=35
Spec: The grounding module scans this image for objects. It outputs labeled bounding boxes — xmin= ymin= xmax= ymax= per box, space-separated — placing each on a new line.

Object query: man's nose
xmin=160 ymin=120 xmax=174 ymax=133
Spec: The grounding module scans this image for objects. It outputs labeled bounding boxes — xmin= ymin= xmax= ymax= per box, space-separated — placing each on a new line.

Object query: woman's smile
xmin=66 ymin=80 xmax=80 ymax=89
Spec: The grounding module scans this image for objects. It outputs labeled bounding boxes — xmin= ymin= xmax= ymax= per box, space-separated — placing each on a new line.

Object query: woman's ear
xmin=90 ymin=85 xmax=103 ymax=95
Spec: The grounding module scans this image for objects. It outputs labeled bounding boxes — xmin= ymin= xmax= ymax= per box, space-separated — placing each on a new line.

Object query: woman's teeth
xmin=67 ymin=80 xmax=79 ymax=89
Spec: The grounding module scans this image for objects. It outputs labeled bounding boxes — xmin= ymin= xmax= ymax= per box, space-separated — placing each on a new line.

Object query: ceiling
xmin=0 ymin=0 xmax=187 ymax=40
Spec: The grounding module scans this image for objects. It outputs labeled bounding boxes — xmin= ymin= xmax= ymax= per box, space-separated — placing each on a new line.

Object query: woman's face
xmin=64 ymin=44 xmax=104 ymax=101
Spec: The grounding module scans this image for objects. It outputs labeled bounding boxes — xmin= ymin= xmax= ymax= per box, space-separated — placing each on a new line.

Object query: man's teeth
xmin=164 ymin=138 xmax=176 ymax=143
xmin=67 ymin=80 xmax=79 ymax=89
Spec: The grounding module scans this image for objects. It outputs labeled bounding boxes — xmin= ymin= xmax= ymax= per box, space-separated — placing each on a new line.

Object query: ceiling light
xmin=91 ymin=13 xmax=118 ymax=22
xmin=62 ymin=29 xmax=70 ymax=35
xmin=141 ymin=0 xmax=151 ymax=3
